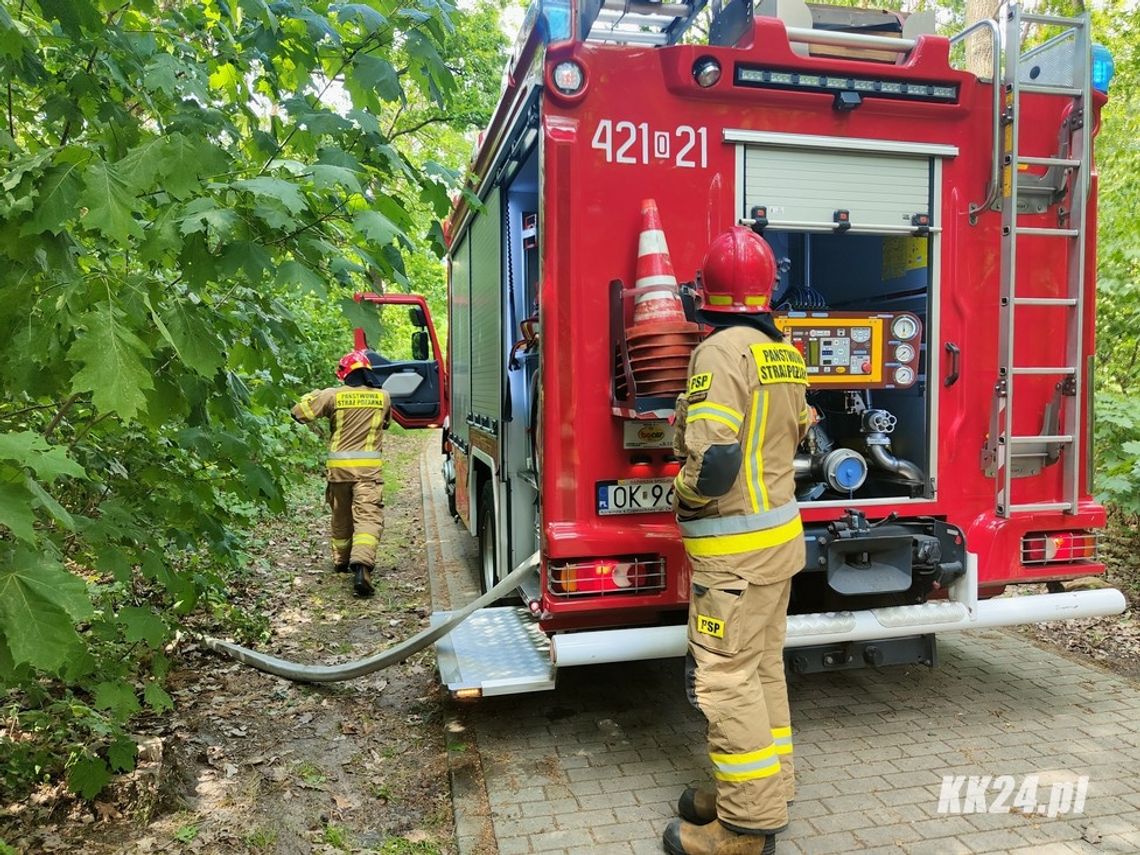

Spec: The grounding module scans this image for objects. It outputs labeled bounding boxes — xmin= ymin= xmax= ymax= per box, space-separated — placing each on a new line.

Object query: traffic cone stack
xmin=625 ymin=199 xmax=700 ymax=398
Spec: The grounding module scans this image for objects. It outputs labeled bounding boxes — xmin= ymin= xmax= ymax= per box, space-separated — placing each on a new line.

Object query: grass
xmin=244 ymin=827 xmax=278 ymax=849
xmin=172 ymin=823 xmax=199 ymax=843
xmin=323 ymin=823 xmax=350 ymax=849
xmin=295 ymin=760 xmax=326 ymax=787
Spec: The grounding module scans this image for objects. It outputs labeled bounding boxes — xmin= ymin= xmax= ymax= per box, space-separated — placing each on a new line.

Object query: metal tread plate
xmin=432 ymin=606 xmax=555 ymax=696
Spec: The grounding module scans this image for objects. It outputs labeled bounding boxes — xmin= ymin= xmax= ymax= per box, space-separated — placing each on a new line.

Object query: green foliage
xmin=1088 ymin=1 xmax=1140 ymax=509
xmin=0 ymin=0 xmax=506 ymax=800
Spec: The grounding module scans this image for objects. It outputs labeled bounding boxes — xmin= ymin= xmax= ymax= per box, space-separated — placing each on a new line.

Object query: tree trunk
xmin=966 ymin=0 xmax=1001 ymax=79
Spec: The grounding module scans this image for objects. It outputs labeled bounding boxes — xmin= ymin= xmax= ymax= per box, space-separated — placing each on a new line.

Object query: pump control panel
xmin=774 ymin=311 xmax=922 ymax=389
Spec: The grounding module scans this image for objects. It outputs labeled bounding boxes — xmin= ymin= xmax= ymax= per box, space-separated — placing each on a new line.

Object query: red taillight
xmin=548 ymin=557 xmax=665 ymax=597
xmin=1021 ymin=530 xmax=1098 ymax=565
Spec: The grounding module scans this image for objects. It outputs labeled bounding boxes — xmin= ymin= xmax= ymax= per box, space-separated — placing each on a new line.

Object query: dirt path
xmin=5 ymin=431 xmax=455 ymax=855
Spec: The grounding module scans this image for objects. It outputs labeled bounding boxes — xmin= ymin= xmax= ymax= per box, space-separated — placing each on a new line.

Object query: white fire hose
xmin=202 ymin=552 xmax=539 ymax=683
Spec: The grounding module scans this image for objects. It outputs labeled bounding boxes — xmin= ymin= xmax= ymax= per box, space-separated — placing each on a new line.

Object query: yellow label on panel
xmin=882 ymin=236 xmax=928 ymax=280
xmin=696 ymin=614 xmax=725 ymax=638
xmin=688 ymin=373 xmax=713 ymax=395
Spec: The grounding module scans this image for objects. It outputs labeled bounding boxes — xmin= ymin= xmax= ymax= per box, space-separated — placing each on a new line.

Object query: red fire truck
xmin=359 ymin=0 xmax=1126 ymax=695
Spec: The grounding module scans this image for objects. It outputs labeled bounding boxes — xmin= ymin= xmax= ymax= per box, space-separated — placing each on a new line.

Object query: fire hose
xmin=201 ymin=552 xmax=540 ymax=683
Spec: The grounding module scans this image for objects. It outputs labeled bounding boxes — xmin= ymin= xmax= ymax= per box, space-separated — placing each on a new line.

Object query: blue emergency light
xmin=1092 ymin=43 xmax=1115 ymax=94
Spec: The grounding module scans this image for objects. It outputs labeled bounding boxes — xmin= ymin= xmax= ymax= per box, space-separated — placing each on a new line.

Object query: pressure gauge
xmin=894 ymin=366 xmax=915 ymax=386
xmin=895 ymin=343 xmax=915 ymax=363
xmin=891 ymin=315 xmax=919 ymax=341
xmin=851 ymin=327 xmax=872 ymax=343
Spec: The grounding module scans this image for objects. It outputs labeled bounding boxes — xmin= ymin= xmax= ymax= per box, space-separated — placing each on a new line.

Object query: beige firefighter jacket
xmin=673 ymin=324 xmax=811 ymax=585
xmin=292 ymin=385 xmax=392 ymax=482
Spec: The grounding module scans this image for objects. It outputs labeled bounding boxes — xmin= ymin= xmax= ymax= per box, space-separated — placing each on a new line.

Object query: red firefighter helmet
xmin=336 ymin=349 xmax=371 ymax=381
xmin=698 ymin=226 xmax=778 ymax=314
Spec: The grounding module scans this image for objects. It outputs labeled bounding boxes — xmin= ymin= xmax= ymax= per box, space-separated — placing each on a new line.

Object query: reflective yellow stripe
xmin=797 ymin=407 xmax=811 ymax=425
xmin=683 ymin=515 xmax=803 ymax=557
xmin=754 ymin=390 xmax=770 ymax=510
xmin=300 ymin=398 xmax=317 ymax=420
xmin=687 ymin=412 xmax=741 ymax=432
xmin=673 ymin=473 xmax=710 ymax=506
xmin=744 ymin=391 xmax=761 ymax=512
xmin=772 ymin=726 xmax=793 ymax=755
xmin=688 ymin=401 xmax=744 ymax=423
xmin=352 ymin=533 xmax=379 ymax=546
xmin=328 ymin=458 xmax=384 ymax=468
xmin=364 ymin=404 xmax=384 ymax=452
xmin=710 ymin=744 xmax=781 ymax=782
xmin=332 ymin=537 xmax=350 ymax=548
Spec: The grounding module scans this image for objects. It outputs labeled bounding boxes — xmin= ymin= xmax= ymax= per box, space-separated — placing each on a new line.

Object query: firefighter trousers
xmin=685 ymin=571 xmax=794 ymax=833
xmin=326 ymin=480 xmax=384 ymax=568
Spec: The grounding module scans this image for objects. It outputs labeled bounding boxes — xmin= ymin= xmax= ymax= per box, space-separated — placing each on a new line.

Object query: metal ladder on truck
xmin=581 ymin=0 xmax=707 ymax=45
xmin=990 ymin=2 xmax=1092 ymax=518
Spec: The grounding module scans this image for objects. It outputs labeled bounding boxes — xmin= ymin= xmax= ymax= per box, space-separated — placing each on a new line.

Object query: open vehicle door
xmin=353 ymin=292 xmax=447 ymax=429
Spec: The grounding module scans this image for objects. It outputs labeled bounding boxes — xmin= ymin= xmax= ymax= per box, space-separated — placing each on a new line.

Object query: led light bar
xmin=735 ymin=66 xmax=959 ymax=103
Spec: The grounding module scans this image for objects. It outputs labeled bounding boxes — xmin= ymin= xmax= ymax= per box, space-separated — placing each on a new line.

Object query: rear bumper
xmin=550 ymin=587 xmax=1127 ymax=667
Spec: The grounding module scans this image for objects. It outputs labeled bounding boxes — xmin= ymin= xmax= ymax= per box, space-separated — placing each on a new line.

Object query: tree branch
xmin=269 ymin=196 xmax=351 ymax=245
xmin=389 ymin=114 xmax=459 ymax=140
xmin=44 ymin=393 xmax=83 ymax=439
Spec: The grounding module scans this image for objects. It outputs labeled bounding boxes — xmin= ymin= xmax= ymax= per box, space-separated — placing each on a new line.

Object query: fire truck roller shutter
xmin=741 ymin=143 xmax=936 ymax=233
xmin=469 ymin=186 xmax=503 ymax=428
xmin=450 ymin=234 xmax=472 ymax=446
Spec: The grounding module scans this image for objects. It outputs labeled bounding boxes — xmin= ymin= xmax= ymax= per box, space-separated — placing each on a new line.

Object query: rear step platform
xmin=432 ymin=606 xmax=555 ymax=696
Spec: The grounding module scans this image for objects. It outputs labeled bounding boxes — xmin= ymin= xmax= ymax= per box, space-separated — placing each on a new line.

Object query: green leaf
xmin=118 ymin=137 xmax=168 ymax=192
xmin=159 ymin=301 xmax=225 ymax=377
xmin=354 ymin=210 xmax=404 ymax=248
xmin=143 ymin=682 xmax=173 ymax=712
xmin=21 ymin=162 xmax=84 ymax=236
xmin=119 ymin=606 xmax=166 ymax=648
xmin=334 ymin=3 xmax=388 ymax=33
xmin=37 ymin=0 xmax=102 ymax=38
xmin=80 ymin=161 xmax=143 ymax=246
xmin=27 ymin=477 xmax=76 ymax=531
xmin=277 ymin=260 xmax=327 ymax=297
xmin=68 ymin=755 xmax=112 ymax=799
xmin=234 ymin=177 xmax=307 ymax=215
xmin=178 ymin=197 xmax=239 ymax=239
xmin=68 ymin=304 xmax=154 ymax=419
xmin=107 ymin=737 xmax=138 ymax=773
xmin=0 ymin=431 xmax=86 ymax=480
xmin=0 ymin=548 xmax=91 ymax=672
xmin=93 ymin=681 xmax=141 ymax=719
xmin=352 ymin=54 xmax=402 ymax=102
xmin=310 ymin=164 xmax=361 ymax=194
xmin=0 ymin=480 xmax=36 ymax=542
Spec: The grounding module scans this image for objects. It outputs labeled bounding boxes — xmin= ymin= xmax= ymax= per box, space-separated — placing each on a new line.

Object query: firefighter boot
xmin=334 ymin=562 xmax=350 ymax=574
xmin=663 ymin=819 xmax=775 ymax=855
xmin=352 ymin=563 xmax=374 ymax=598
xmin=678 ymin=787 xmax=717 ymax=825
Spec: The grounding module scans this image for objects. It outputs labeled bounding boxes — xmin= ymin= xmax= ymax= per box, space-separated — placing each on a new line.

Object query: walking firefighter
xmin=665 ymin=226 xmax=811 ymax=855
xmin=292 ymin=349 xmax=392 ymax=598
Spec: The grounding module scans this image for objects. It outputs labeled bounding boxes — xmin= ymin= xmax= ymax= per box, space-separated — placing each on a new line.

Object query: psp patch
xmin=688 ymin=372 xmax=713 ymax=402
xmin=696 ymin=614 xmax=725 ymax=638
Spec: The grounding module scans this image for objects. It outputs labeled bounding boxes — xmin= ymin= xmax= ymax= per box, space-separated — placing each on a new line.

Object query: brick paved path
xmin=425 ymin=457 xmax=1140 ymax=855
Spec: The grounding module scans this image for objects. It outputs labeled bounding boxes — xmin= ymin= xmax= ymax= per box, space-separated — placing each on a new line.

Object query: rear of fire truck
xmin=371 ymin=0 xmax=1126 ymax=694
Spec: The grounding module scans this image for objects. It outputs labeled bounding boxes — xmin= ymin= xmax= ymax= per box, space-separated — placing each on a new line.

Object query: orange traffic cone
xmin=632 ymin=199 xmax=688 ymax=326
xmin=624 ymin=199 xmax=700 ymax=399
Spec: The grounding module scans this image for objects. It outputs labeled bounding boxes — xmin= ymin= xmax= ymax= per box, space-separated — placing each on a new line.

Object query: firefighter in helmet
xmin=292 ymin=349 xmax=392 ymax=598
xmin=663 ymin=226 xmax=810 ymax=855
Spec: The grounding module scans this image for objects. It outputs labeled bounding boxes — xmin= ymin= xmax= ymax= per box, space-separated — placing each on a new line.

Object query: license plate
xmin=596 ymin=478 xmax=675 ymax=515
